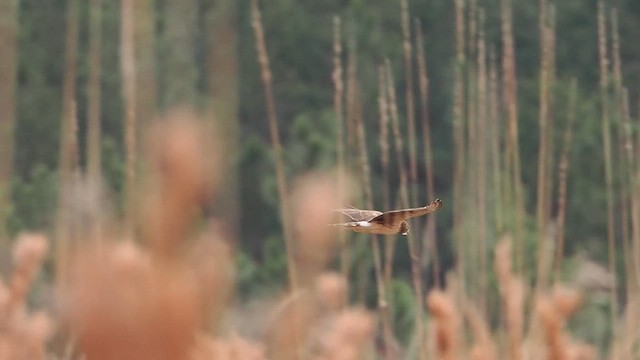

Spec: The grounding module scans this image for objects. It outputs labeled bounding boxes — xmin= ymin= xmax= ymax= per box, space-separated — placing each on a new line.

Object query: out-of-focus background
xmin=1 ymin=0 xmax=640 ymax=358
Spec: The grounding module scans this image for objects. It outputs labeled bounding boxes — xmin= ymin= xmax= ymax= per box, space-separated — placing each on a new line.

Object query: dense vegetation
xmin=2 ymin=0 xmax=640 ymax=357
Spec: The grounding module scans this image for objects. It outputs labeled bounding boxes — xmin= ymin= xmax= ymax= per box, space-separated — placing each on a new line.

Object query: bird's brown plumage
xmin=331 ymin=199 xmax=442 ymax=235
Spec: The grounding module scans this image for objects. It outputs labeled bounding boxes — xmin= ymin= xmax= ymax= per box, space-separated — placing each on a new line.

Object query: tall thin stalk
xmin=535 ymin=0 xmax=556 ymax=295
xmin=400 ymin=0 xmax=418 ymax=207
xmin=346 ymin=38 xmax=369 ymax=302
xmin=545 ymin=4 xmax=557 ymax=233
xmin=206 ymin=0 xmax=239 ymax=238
xmin=597 ymin=0 xmax=618 ymax=327
xmin=621 ymin=90 xmax=640 ymax=359
xmin=251 ymin=0 xmax=297 ymax=290
xmin=121 ymin=0 xmax=137 ymax=236
xmin=476 ymin=8 xmax=488 ymax=314
xmin=346 ymin=39 xmax=375 ymax=303
xmin=453 ymin=0 xmax=467 ymax=290
xmin=332 ymin=17 xmax=349 ymax=279
xmin=415 ymin=19 xmax=439 ymax=287
xmin=387 ymin=60 xmax=425 ymax=359
xmin=536 ymin=0 xmax=549 ymax=282
xmin=354 ymin=80 xmax=394 ymax=359
xmin=610 ymin=9 xmax=622 ymax=94
xmin=87 ymin=0 xmax=102 ymax=182
xmin=377 ymin=67 xmax=401 ymax=358
xmin=0 ymin=0 xmax=18 ymax=244
xmin=609 ymin=7 xmax=623 ymax=340
xmin=345 ymin=39 xmax=357 ymax=163
xmin=466 ymin=1 xmax=479 ymax=297
xmin=134 ymin=0 xmax=157 ymax=128
xmin=488 ymin=47 xmax=503 ymax=233
xmin=56 ymin=0 xmax=80 ymax=284
xmin=162 ymin=0 xmax=197 ymax=106
xmin=501 ymin=0 xmax=525 ymax=273
xmin=622 ymin=88 xmax=640 ymax=296
xmin=612 ymin=9 xmax=638 ymax=319
xmin=554 ymin=78 xmax=577 ymax=281
xmin=87 ymin=0 xmax=103 ymax=241
xmin=379 ymin=67 xmax=394 ymax=286
xmin=610 ymin=7 xmax=628 ymax=288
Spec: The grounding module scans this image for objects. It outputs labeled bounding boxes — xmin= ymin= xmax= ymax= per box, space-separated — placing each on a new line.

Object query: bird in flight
xmin=331 ymin=199 xmax=442 ymax=236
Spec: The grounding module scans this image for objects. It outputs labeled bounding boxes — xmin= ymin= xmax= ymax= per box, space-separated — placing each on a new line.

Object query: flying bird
xmin=331 ymin=199 xmax=442 ymax=236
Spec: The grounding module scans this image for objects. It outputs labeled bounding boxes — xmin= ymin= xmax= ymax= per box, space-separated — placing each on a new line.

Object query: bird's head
xmin=400 ymin=221 xmax=409 ymax=236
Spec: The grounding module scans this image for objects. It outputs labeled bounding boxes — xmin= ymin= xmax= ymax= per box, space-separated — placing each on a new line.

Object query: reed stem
xmin=251 ymin=0 xmax=298 ymax=290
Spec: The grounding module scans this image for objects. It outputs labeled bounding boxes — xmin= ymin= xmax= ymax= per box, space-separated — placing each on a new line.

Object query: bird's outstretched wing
xmin=333 ymin=208 xmax=383 ymax=222
xmin=370 ymin=199 xmax=443 ymax=225
xmin=328 ymin=221 xmax=368 ymax=228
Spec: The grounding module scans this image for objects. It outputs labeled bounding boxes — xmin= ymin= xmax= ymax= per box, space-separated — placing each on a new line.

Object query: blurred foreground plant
xmin=63 ymin=109 xmax=373 ymax=360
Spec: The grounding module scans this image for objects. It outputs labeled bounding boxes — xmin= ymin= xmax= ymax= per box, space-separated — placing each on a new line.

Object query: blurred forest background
xmin=2 ymin=0 xmax=640 ymax=357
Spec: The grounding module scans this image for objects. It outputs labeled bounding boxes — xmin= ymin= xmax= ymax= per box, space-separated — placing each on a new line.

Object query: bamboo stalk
xmin=251 ymin=0 xmax=298 ymax=290
xmin=597 ymin=0 xmax=618 ymax=329
xmin=387 ymin=60 xmax=426 ymax=359
xmin=345 ymin=39 xmax=357 ymax=163
xmin=354 ymin=80 xmax=395 ymax=359
xmin=632 ymin=96 xmax=640 ymax=298
xmin=346 ymin=38 xmax=369 ymax=303
xmin=610 ymin=9 xmax=630 ymax=302
xmin=87 ymin=0 xmax=102 ymax=182
xmin=415 ymin=19 xmax=439 ymax=288
xmin=611 ymin=9 xmax=622 ymax=94
xmin=476 ymin=8 xmax=488 ymax=315
xmin=134 ymin=0 xmax=157 ymax=129
xmin=619 ymin=89 xmax=640 ymax=360
xmin=206 ymin=0 xmax=239 ymax=239
xmin=347 ymin=45 xmax=385 ymax=340
xmin=0 ymin=0 xmax=18 ymax=244
xmin=554 ymin=78 xmax=578 ymax=281
xmin=332 ymin=17 xmax=349 ymax=280
xmin=453 ymin=0 xmax=467 ymax=291
xmin=501 ymin=0 xmax=525 ymax=274
xmin=121 ymin=0 xmax=137 ymax=237
xmin=488 ymin=47 xmax=503 ymax=233
xmin=609 ymin=8 xmax=623 ymax=347
xmin=535 ymin=0 xmax=551 ymax=294
xmin=536 ymin=0 xmax=549 ymax=291
xmin=545 ymin=4 xmax=557 ymax=236
xmin=466 ymin=1 xmax=479 ymax=298
xmin=56 ymin=0 xmax=80 ymax=285
xmin=400 ymin=0 xmax=418 ymax=207
xmin=611 ymin=8 xmax=640 ymax=326
xmin=87 ymin=0 xmax=103 ymax=241
xmin=622 ymin=89 xmax=640 ymax=312
xmin=163 ymin=0 xmax=197 ymax=106
xmin=379 ymin=67 xmax=394 ymax=286
xmin=376 ymin=67 xmax=400 ymax=358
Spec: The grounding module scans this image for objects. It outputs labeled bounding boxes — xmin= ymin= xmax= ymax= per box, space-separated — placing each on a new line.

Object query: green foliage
xmin=101 ymin=137 xmax=125 ymax=211
xmin=9 ymin=164 xmax=57 ymax=235
xmin=389 ymin=278 xmax=417 ymax=344
xmin=7 ymin=1 xmax=640 ymax=352
xmin=571 ymin=298 xmax=611 ymax=354
xmin=287 ymin=109 xmax=337 ymax=172
xmin=258 ymin=235 xmax=289 ymax=286
xmin=236 ymin=249 xmax=260 ymax=297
